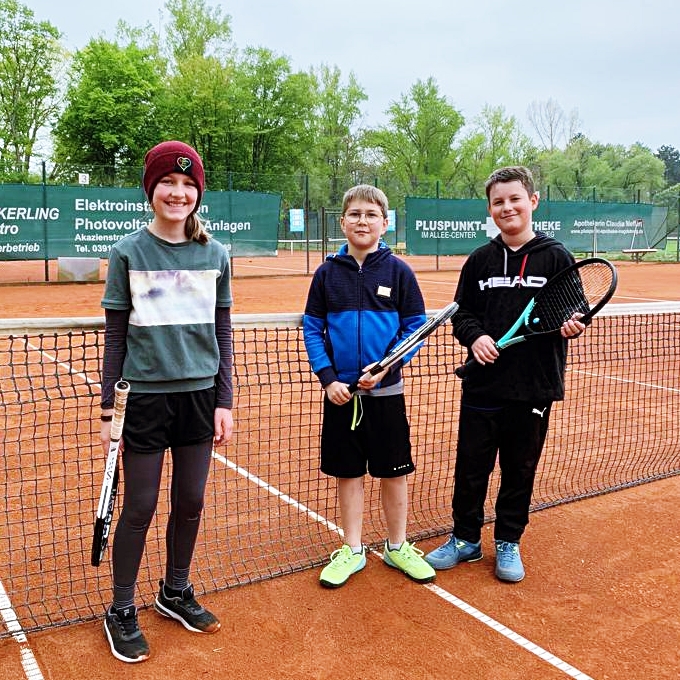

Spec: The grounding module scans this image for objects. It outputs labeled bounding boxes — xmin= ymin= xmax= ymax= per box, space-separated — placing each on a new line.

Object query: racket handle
xmin=455 ymin=358 xmax=478 ymax=379
xmin=346 ymin=361 xmax=388 ymax=395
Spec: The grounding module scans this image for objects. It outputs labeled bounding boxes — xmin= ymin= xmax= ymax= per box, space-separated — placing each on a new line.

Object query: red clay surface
xmin=1 ymin=256 xmax=680 ymax=679
xmin=1 ymin=256 xmax=679 ymax=317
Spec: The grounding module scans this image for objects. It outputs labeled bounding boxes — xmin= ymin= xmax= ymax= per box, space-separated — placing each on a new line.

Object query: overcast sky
xmin=23 ymin=0 xmax=679 ymax=152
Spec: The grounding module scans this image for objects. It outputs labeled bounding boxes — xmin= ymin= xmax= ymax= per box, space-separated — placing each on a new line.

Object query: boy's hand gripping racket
xmin=91 ymin=380 xmax=130 ymax=567
xmin=348 ymin=301 xmax=459 ymax=394
xmin=455 ymin=257 xmax=617 ymax=379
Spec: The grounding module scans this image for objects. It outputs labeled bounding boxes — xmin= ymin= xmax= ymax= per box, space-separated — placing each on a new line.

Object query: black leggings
xmin=111 ymin=440 xmax=213 ymax=607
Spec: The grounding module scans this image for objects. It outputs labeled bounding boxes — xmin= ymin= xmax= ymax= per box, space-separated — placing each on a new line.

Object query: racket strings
xmin=530 ymin=263 xmax=614 ymax=332
xmin=380 ymin=302 xmax=458 ymax=369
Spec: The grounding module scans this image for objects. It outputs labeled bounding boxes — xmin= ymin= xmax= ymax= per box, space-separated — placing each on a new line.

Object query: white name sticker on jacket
xmin=377 ymin=285 xmax=392 ymax=298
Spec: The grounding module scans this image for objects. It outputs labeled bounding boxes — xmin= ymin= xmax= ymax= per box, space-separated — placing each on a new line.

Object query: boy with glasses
xmin=303 ymin=184 xmax=435 ymax=588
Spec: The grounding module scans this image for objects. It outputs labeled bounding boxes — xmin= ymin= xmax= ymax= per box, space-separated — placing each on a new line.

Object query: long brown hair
xmin=185 ymin=211 xmax=210 ymax=244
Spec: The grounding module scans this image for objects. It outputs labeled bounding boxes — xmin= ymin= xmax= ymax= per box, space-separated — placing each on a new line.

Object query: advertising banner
xmin=0 ymin=185 xmax=281 ymax=260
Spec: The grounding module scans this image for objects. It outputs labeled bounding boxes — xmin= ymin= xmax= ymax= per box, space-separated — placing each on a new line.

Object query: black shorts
xmin=320 ymin=393 xmax=414 ymax=479
xmin=122 ymin=387 xmax=215 ymax=454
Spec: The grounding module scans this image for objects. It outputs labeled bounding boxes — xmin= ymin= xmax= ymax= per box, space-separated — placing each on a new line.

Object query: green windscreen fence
xmin=405 ymin=197 xmax=669 ymax=255
xmin=0 ymin=186 xmax=670 ymax=261
xmin=0 ymin=185 xmax=281 ymax=260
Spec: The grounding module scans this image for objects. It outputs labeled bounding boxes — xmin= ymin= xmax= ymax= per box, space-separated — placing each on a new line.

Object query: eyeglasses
xmin=343 ymin=210 xmax=385 ymax=224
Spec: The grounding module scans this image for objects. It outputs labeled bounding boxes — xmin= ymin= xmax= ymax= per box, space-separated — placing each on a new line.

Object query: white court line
xmin=0 ymin=581 xmax=45 ymax=680
xmin=211 ymin=451 xmax=344 ymax=537
xmin=26 ymin=341 xmax=102 ymax=387
xmin=611 ymin=294 xmax=678 ymax=303
xmin=0 ymin=340 xmax=90 ymax=680
xmin=570 ymin=368 xmax=680 ymax=394
xmin=235 ymin=263 xmax=307 ymax=274
xmin=423 ymin=583 xmax=593 ymax=680
xmin=213 ymin=450 xmax=594 ymax=680
xmin=14 ymin=341 xmax=594 ymax=678
xmin=417 ymin=277 xmax=459 ymax=285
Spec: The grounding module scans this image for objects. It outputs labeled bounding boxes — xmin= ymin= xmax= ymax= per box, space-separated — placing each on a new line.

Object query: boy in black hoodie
xmin=425 ymin=166 xmax=585 ymax=582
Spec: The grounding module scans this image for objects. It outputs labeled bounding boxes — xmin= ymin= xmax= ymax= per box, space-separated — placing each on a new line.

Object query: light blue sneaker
xmin=494 ymin=540 xmax=525 ymax=582
xmin=424 ymin=535 xmax=483 ymax=570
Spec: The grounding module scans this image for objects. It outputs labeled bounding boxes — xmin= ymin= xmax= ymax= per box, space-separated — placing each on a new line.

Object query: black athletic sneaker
xmin=104 ymin=605 xmax=150 ymax=663
xmin=154 ymin=580 xmax=220 ymax=633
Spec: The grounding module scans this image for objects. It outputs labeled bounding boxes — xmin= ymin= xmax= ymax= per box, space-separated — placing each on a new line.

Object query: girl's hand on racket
xmin=214 ymin=407 xmax=234 ymax=445
xmin=357 ymin=362 xmax=389 ymax=390
xmin=561 ymin=313 xmax=586 ymax=338
xmin=326 ymin=381 xmax=351 ymax=405
xmin=471 ymin=335 xmax=499 ymax=365
xmin=100 ymin=419 xmax=125 ymax=456
xmin=100 ymin=420 xmax=111 ymax=457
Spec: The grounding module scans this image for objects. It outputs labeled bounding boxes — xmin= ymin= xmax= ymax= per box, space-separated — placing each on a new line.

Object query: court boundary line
xmin=3 ymin=340 xmax=597 ymax=678
xmin=235 ymin=263 xmax=304 ymax=274
xmin=12 ymin=318 xmax=666 ymax=677
xmin=214 ymin=451 xmax=595 ymax=680
xmin=211 ymin=450 xmax=344 ymax=536
xmin=0 ymin=338 xmax=87 ymax=680
xmin=570 ymin=368 xmax=680 ymax=394
xmin=0 ymin=580 xmax=45 ymax=680
xmin=423 ymin=583 xmax=593 ymax=680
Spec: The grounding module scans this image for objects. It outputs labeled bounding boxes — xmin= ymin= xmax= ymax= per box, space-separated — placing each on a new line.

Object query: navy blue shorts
xmin=320 ymin=393 xmax=414 ymax=479
xmin=122 ymin=387 xmax=215 ymax=454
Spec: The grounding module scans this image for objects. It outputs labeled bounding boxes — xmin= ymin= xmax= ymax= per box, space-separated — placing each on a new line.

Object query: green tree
xmin=52 ymin=34 xmax=165 ymax=184
xmin=609 ymin=143 xmax=666 ymax=201
xmin=162 ymin=53 xmax=235 ymax=185
xmin=164 ymin=0 xmax=232 ymax=61
xmin=309 ymin=64 xmax=367 ymax=205
xmin=456 ymin=105 xmax=535 ymax=198
xmin=656 ymin=145 xmax=680 ymax=186
xmin=228 ymin=47 xmax=317 ymax=192
xmin=158 ymin=0 xmax=235 ymax=184
xmin=537 ymin=137 xmax=665 ymax=202
xmin=539 ymin=135 xmax=613 ymax=200
xmin=363 ymin=77 xmax=464 ymax=198
xmin=0 ymin=0 xmax=63 ymax=180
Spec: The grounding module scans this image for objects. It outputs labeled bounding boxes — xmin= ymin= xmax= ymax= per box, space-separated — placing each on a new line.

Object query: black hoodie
xmin=453 ymin=232 xmax=576 ymax=403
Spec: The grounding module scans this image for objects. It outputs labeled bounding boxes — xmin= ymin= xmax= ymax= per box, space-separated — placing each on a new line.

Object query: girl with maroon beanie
xmin=100 ymin=141 xmax=233 ymax=663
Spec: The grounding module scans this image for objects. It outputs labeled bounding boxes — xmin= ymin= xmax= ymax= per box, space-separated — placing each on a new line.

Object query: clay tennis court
xmin=1 ymin=256 xmax=679 ymax=680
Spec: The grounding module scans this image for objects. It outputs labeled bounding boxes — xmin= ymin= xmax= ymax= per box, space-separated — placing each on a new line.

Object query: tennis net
xmin=1 ymin=303 xmax=679 ymax=638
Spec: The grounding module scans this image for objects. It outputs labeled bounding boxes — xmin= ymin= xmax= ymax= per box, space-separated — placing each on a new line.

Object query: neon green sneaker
xmin=383 ymin=541 xmax=436 ymax=583
xmin=319 ymin=544 xmax=366 ymax=588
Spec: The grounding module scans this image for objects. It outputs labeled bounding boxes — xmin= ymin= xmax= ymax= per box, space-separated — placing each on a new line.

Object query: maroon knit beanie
xmin=143 ymin=141 xmax=205 ymax=209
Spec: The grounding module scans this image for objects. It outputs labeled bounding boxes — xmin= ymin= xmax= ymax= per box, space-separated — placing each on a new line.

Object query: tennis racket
xmin=91 ymin=380 xmax=130 ymax=567
xmin=455 ymin=257 xmax=617 ymax=379
xmin=347 ymin=301 xmax=459 ymax=394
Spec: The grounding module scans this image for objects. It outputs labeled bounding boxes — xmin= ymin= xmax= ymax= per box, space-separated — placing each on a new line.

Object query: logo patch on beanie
xmin=176 ymin=156 xmax=192 ymax=172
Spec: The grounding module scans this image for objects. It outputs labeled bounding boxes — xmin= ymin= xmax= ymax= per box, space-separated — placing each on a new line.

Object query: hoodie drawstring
xmin=517 ymin=253 xmax=528 ymax=287
xmin=350 ymin=394 xmax=364 ymax=430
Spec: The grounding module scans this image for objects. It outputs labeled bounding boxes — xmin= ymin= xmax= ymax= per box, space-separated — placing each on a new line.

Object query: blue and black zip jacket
xmin=303 ymin=242 xmax=426 ymax=392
